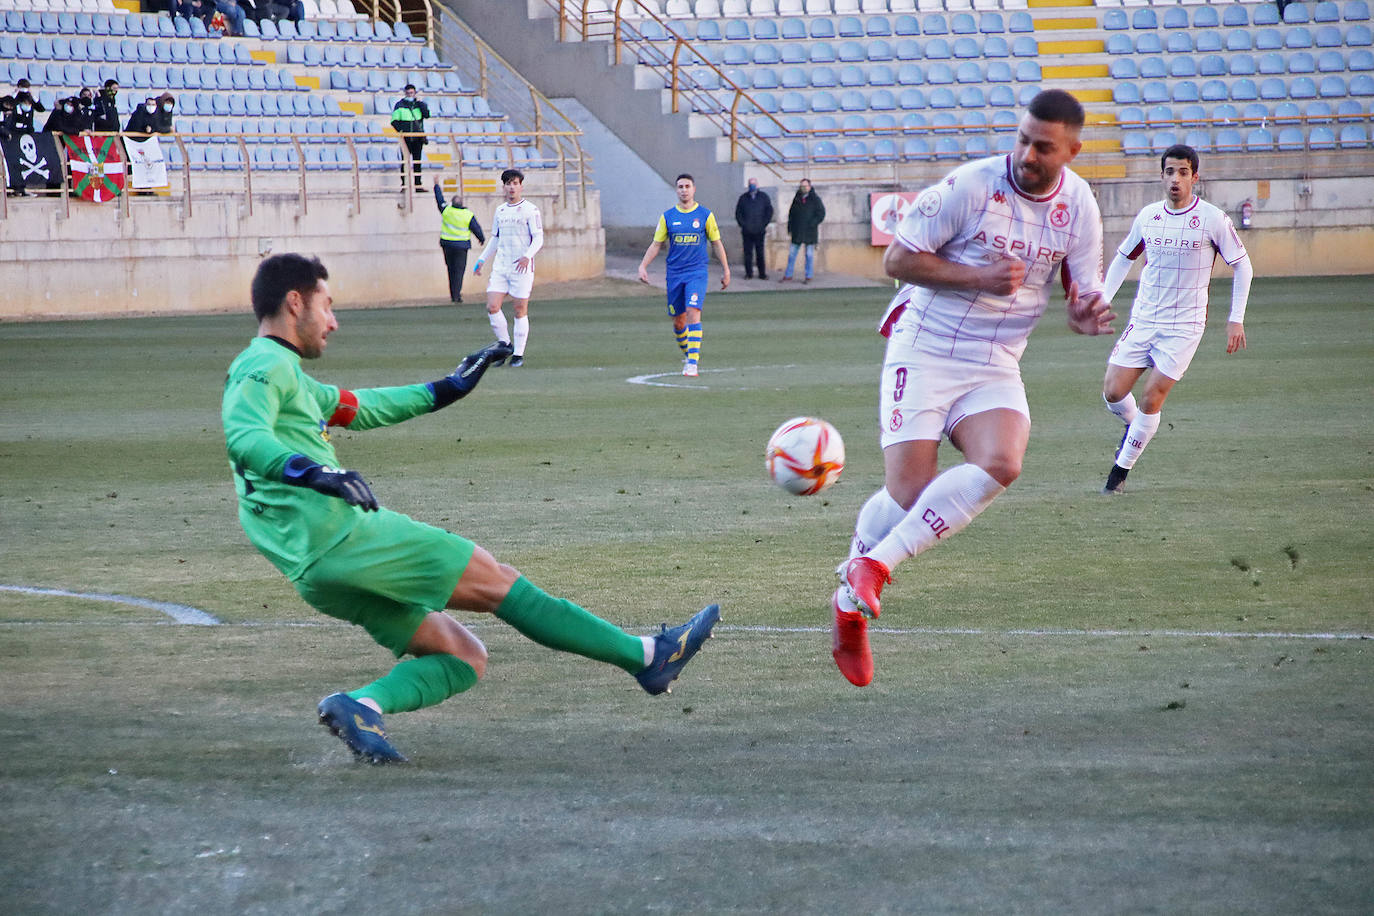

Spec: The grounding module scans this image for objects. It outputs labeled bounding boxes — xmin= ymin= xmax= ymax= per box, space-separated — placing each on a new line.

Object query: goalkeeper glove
xmin=283 ymin=455 xmax=379 ymax=511
xmin=428 ymin=340 xmax=514 ymax=410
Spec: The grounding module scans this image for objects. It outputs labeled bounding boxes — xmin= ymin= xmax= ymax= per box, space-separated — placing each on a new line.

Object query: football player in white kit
xmin=473 ymin=169 xmax=544 ymax=367
xmin=1099 ymin=144 xmax=1253 ymax=494
xmin=832 ymin=89 xmax=1117 ymax=687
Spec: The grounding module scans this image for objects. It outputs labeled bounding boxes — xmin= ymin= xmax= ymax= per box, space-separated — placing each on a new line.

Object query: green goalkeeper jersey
xmin=222 ymin=336 xmax=436 ymax=579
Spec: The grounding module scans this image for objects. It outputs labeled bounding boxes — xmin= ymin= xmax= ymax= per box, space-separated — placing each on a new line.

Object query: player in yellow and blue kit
xmin=222 ymin=254 xmax=720 ymax=763
xmin=637 ymin=174 xmax=731 ymax=377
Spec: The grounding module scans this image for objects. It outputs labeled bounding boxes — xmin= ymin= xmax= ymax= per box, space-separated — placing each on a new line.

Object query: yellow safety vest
xmin=440 ymin=207 xmax=474 ymax=243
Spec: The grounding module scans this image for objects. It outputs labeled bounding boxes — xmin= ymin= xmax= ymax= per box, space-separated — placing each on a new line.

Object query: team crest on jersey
xmin=917 ymin=189 xmax=942 ymax=217
xmin=318 ymin=419 xmax=330 ymax=442
xmin=1049 ymin=202 xmax=1070 ymax=228
xmin=1153 ymin=213 xmax=1163 ymax=221
xmin=1189 ymin=215 xmax=1201 ymax=229
xmin=992 ymin=189 xmax=1007 ymax=205
xmin=692 ymin=219 xmax=701 ymax=229
xmin=889 ymin=408 xmax=903 ymax=432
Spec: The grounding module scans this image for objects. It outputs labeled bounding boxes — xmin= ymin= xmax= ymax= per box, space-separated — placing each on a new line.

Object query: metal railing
xmin=0 ymin=129 xmax=586 ymax=221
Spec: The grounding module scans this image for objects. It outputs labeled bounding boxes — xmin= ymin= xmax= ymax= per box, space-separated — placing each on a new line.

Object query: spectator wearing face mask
xmin=9 ymin=91 xmax=40 ymax=135
xmin=41 ymin=97 xmax=84 ymax=136
xmin=93 ymin=80 xmax=120 ymax=133
xmin=152 ymin=93 xmax=177 ymax=133
xmin=125 ymin=97 xmax=160 ymax=136
xmin=74 ymin=89 xmax=98 ymax=134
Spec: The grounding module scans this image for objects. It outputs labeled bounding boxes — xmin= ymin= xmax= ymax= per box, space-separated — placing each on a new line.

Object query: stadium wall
xmin=784 ymin=174 xmax=1374 ymax=281
xmin=0 ymin=189 xmax=605 ymax=319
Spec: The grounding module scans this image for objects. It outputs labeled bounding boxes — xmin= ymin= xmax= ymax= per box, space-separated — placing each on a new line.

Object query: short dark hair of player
xmin=403 ymin=83 xmax=416 ymax=92
xmin=675 ymin=173 xmax=694 ymax=184
xmin=1026 ymin=88 xmax=1085 ymax=130
xmin=1160 ymin=144 xmax=1200 ymax=174
xmin=501 ymin=168 xmax=524 ymax=184
xmin=251 ymin=254 xmax=329 ymax=321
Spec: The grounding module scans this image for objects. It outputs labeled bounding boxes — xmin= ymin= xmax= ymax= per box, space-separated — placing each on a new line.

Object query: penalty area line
xmin=0 ymin=585 xmax=220 ymax=626
xmin=626 ymin=363 xmax=798 ymax=390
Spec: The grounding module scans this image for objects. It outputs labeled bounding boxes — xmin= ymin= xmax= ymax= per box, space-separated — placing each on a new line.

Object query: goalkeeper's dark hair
xmin=251 ymin=253 xmax=329 ymax=321
xmin=1026 ymin=89 xmax=1085 ymax=130
xmin=1161 ymin=144 xmax=1200 ymax=174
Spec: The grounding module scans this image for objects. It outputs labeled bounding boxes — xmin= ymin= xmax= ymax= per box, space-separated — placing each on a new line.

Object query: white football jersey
xmin=881 ymin=155 xmax=1105 ymax=368
xmin=480 ymin=198 xmax=544 ymax=271
xmin=1116 ymin=196 xmax=1248 ymax=332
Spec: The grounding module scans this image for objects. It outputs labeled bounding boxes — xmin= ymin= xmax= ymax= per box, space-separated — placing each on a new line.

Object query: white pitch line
xmin=0 ymin=585 xmax=220 ymax=626
xmin=626 ymin=363 xmax=798 ymax=390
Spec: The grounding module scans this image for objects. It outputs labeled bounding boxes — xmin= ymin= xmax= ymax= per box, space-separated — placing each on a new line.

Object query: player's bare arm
xmin=1226 ymin=322 xmax=1246 ymax=354
xmin=1066 ymin=281 xmax=1116 ymax=336
xmin=637 ymin=241 xmax=663 ymax=284
xmin=884 ymin=243 xmax=1026 ymax=296
xmin=713 ymin=238 xmax=731 ymax=289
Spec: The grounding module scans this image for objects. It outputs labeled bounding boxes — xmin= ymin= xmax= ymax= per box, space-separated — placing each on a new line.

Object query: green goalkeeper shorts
xmin=291 ymin=508 xmax=476 ymax=657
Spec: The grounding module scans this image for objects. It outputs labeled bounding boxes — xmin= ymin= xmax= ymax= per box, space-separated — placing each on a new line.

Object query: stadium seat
xmin=1008 ymin=11 xmax=1033 ymax=33
xmin=1200 ymin=55 xmax=1227 ymax=77
xmin=870 ymin=64 xmax=896 ymax=85
xmin=898 ymin=87 xmax=926 ymax=108
xmin=1214 ymin=128 xmax=1243 ymax=151
xmin=1011 ymin=35 xmax=1037 ymax=57
xmin=1131 ymin=8 xmax=1156 ymax=28
xmin=1231 ymin=54 xmax=1257 ymax=76
xmin=1183 ymin=129 xmax=1212 ymax=153
xmin=1196 ymin=31 xmax=1223 ymax=53
xmin=1246 ymin=127 xmax=1274 ymax=150
xmin=925 ymin=38 xmax=951 ymax=59
xmin=1291 ymin=76 xmax=1319 ymax=98
xmin=901 ymin=136 xmax=931 ymax=160
xmin=955 ymin=60 xmax=982 ymax=82
xmin=1139 ymin=57 xmax=1166 ymax=79
xmin=1284 ymin=3 xmax=1311 ymax=23
xmin=1255 ymin=29 xmax=1283 ymax=50
xmin=1352 ymin=72 xmax=1374 ymax=93
xmin=1103 ymin=8 xmax=1127 ymax=30
xmin=1309 ymin=125 xmax=1338 ymax=148
xmin=1275 ymin=100 xmax=1302 ymax=123
xmin=1287 ymin=27 xmax=1314 ymax=48
xmin=1106 ymin=33 xmax=1133 ymax=55
xmin=1305 ymin=99 xmax=1334 ymax=122
xmin=893 ymin=38 xmax=920 ymax=60
xmin=986 ymin=60 xmax=1012 ymax=82
xmin=1314 ymin=25 xmax=1344 ymax=47
xmin=927 ymin=61 xmax=954 ymax=83
xmin=1211 ymin=102 xmax=1239 ymax=125
xmin=929 ymin=86 xmax=956 ymax=107
xmin=924 ymin=13 xmax=948 ymax=35
xmin=1350 ymin=24 xmax=1374 ymax=45
xmin=987 ymin=84 xmax=1015 ymax=107
xmin=1254 ymin=3 xmax=1280 ymax=26
xmin=1348 ymin=0 xmax=1372 ymax=19
xmin=934 ymin=136 xmax=960 ymax=158
xmin=1231 ymin=78 xmax=1259 ymax=101
xmin=1290 ymin=51 xmax=1317 ymax=73
xmin=1258 ymin=52 xmax=1285 ymax=75
xmin=870 ymin=88 xmax=896 ymax=108
xmin=1226 ymin=31 xmax=1253 ymax=52
xmin=893 ymin=14 xmax=918 ymax=35
xmin=1240 ymin=102 xmax=1269 ymax=124
xmin=1353 ymin=48 xmax=1374 ymax=68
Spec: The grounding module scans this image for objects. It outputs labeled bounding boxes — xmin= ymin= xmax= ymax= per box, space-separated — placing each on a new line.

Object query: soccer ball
xmin=766 ymin=417 xmax=845 ymax=496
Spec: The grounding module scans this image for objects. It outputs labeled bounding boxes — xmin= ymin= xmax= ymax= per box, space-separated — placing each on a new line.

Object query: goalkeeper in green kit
xmin=223 ymin=253 xmax=720 ymax=764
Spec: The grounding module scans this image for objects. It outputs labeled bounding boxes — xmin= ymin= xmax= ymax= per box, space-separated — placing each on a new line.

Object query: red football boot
xmin=832 ymin=590 xmax=874 ymax=687
xmin=838 ymin=557 xmax=893 ymax=619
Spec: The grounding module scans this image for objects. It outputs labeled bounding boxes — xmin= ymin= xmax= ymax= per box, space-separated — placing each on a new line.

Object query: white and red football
xmin=765 ymin=417 xmax=845 ymax=496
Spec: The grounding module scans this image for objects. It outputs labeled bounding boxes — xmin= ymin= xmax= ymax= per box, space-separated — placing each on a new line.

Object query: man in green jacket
xmin=390 ymin=84 xmax=429 ymax=190
xmin=433 ymin=183 xmax=486 ymax=303
xmin=222 ymin=253 xmax=720 ymax=764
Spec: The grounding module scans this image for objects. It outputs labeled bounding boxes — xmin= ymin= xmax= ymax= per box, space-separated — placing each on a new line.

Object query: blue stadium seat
xmin=872 ymin=137 xmax=897 ymax=160
xmin=1284 ymin=3 xmax=1311 ymax=23
xmin=1246 ymin=127 xmax=1275 ymax=150
xmin=753 ymin=68 xmax=780 ymax=90
xmin=812 ymin=139 xmax=839 ymax=161
xmin=1351 ymin=25 xmax=1374 ymax=45
xmin=780 ymin=18 xmax=806 ymax=40
xmin=1226 ymin=31 xmax=1253 ymax=52
xmin=838 ymin=40 xmax=865 ymax=62
xmin=1196 ymin=31 xmax=1223 ymax=53
xmin=1212 ymin=102 xmax=1239 ymax=124
xmin=1258 ymin=51 xmax=1285 ymax=74
xmin=869 ymin=39 xmax=894 ymax=61
xmin=987 ymin=84 xmax=1015 ymax=107
xmin=1231 ymin=78 xmax=1259 ymax=100
xmin=837 ymin=15 xmax=863 ymax=37
xmin=934 ymin=136 xmax=961 ymax=158
xmin=810 ymin=66 xmax=837 ymax=87
xmin=1353 ymin=48 xmax=1374 ymax=67
xmin=839 ymin=89 xmax=866 ymax=110
xmin=869 ymin=64 xmax=895 ymax=86
xmin=963 ymin=109 xmax=988 ymax=131
xmin=980 ymin=35 xmax=1008 ymax=58
xmin=1179 ymin=103 xmax=1208 ymax=127
xmin=1290 ymin=50 xmax=1318 ymax=72
xmin=1173 ymin=81 xmax=1200 ymax=102
xmin=1348 ymin=0 xmax=1372 ymax=19
xmin=871 ymin=111 xmax=898 ymax=133
xmin=867 ymin=16 xmax=892 ymax=37
xmin=1183 ymin=129 xmax=1211 ymax=152
xmin=927 ymin=61 xmax=954 ymax=83
xmin=1214 ymin=128 xmax=1243 ymax=151
xmin=1132 ymin=8 xmax=1157 ymax=28
xmin=1309 ymin=125 xmax=1338 ymax=148
xmin=894 ymin=14 xmax=919 ymax=36
xmin=1150 ymin=130 xmax=1178 ymax=153
xmin=837 ymin=64 xmax=864 ymax=87
xmin=1193 ymin=5 xmax=1220 ymax=28
xmin=952 ymin=37 xmax=979 ymax=58
xmin=1114 ymin=83 xmax=1141 ymax=105
xmin=1138 ymin=56 xmax=1165 ymax=79
xmin=697 ymin=20 xmax=721 ymax=40
xmin=979 ymin=12 xmax=1004 ymax=34
xmin=924 ymin=13 xmax=948 ymax=35
xmin=1011 ymin=35 xmax=1037 ymax=57
xmin=1163 ymin=7 xmax=1188 ymax=30
xmin=1103 ymin=8 xmax=1127 ymax=30
xmin=1286 ymin=27 xmax=1314 ymax=48
xmin=1146 ymin=104 xmax=1173 ymax=127
xmin=870 ymin=88 xmax=896 ymax=109
xmin=754 ymin=19 xmax=780 ymax=40
xmin=1275 ymin=100 xmax=1302 ymax=122
xmin=897 ymin=62 xmax=924 ymax=84
xmin=1254 ymin=3 xmax=1280 ymax=25
xmin=929 ymin=86 xmax=956 ymax=108
xmin=811 ymin=17 xmax=836 ymax=38
xmin=986 ymin=60 xmax=1012 ymax=82
xmin=955 ymin=60 xmax=982 ymax=82
xmin=1015 ymin=60 xmax=1041 ymax=82
xmin=1008 ymin=11 xmax=1033 ymax=33
xmin=1241 ymin=102 xmax=1270 ymax=123
xmin=1291 ymin=75 xmax=1318 ymax=97
xmin=951 ymin=12 xmax=976 ymax=34
xmin=991 ymin=109 xmax=1017 ymax=131
xmin=902 ymin=136 xmax=932 ymax=160
xmin=925 ymin=38 xmax=951 ymax=59
xmin=1106 ymin=33 xmax=1133 ymax=55
xmin=1335 ymin=97 xmax=1365 ymax=118
xmin=898 ymin=87 xmax=926 ymax=109
xmin=1255 ymin=28 xmax=1283 ymax=50
xmin=1352 ymin=72 xmax=1374 ymax=92
xmin=1167 ymin=32 xmax=1193 ymax=54
xmin=1320 ymin=74 xmax=1348 ymax=95
xmin=841 ymin=138 xmax=869 ymax=160
xmin=1170 ymin=56 xmax=1198 ymax=78
xmin=959 ymin=86 xmax=985 ymax=107
xmin=893 ymin=38 xmax=920 ymax=60
xmin=1306 ymin=99 xmax=1335 ymax=122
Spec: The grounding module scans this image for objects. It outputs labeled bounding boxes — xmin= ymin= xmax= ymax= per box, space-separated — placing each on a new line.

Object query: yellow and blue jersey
xmin=654 ymin=204 xmax=720 ymax=279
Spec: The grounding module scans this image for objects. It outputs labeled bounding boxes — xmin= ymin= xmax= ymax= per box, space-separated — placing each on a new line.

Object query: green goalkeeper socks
xmin=495 ymin=576 xmax=646 ymax=674
xmin=348 ymin=653 xmax=478 ymax=714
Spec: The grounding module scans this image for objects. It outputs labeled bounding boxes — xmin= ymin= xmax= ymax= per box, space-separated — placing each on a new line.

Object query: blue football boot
xmin=317 ymin=693 xmax=408 ymax=764
xmin=635 ymin=604 xmax=721 ymax=696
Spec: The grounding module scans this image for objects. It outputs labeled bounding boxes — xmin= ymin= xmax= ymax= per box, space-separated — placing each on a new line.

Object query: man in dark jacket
xmin=125 ymin=97 xmax=159 ymax=135
xmin=433 ymin=182 xmax=486 ymax=303
xmin=93 ymin=80 xmax=121 ymax=133
xmin=780 ymin=178 xmax=825 ymax=283
xmin=41 ymin=97 xmax=84 ymax=136
xmin=391 ymin=84 xmax=429 ymax=191
xmin=734 ymin=177 xmax=773 ymax=280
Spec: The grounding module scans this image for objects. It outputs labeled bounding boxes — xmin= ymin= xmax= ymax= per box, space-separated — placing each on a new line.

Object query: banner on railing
xmin=2 ymin=133 xmax=63 ymax=192
xmin=121 ymin=136 xmax=168 ymax=190
xmin=870 ymin=191 xmax=920 ymax=247
xmin=63 ymin=134 xmax=126 ymax=202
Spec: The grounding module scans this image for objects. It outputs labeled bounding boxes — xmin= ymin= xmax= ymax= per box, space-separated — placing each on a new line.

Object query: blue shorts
xmin=665 ymin=273 xmax=708 ymax=317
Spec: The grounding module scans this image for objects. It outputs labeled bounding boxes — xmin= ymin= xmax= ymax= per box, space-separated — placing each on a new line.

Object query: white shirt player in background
xmin=473 ymin=168 xmax=544 ymax=367
xmin=1099 ymin=144 xmax=1253 ymax=494
xmin=831 ymin=89 xmax=1117 ymax=688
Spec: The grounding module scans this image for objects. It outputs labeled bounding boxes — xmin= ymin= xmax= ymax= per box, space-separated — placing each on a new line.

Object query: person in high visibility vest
xmin=433 ymin=183 xmax=486 ymax=303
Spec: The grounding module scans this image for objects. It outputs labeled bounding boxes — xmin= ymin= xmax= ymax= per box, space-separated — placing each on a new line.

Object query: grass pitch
xmin=1 ymin=277 xmax=1371 ymax=915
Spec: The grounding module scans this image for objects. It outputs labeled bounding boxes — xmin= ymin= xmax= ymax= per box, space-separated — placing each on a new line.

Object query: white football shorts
xmin=486 ymin=263 xmax=534 ymax=300
xmin=1107 ymin=321 xmax=1204 ymax=381
xmin=878 ymin=346 xmax=1029 ymax=449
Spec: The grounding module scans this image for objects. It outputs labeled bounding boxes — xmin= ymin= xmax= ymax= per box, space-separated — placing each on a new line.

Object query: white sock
xmin=866 ymin=464 xmax=1006 ymax=573
xmin=1105 ymin=392 xmax=1138 ymax=425
xmin=513 ymin=315 xmax=529 ymax=356
xmin=1116 ymin=411 xmax=1161 ymax=470
xmin=488 ymin=309 xmax=510 ymax=344
xmin=850 ymin=487 xmax=907 ymax=561
xmin=640 ymin=635 xmax=654 ymax=667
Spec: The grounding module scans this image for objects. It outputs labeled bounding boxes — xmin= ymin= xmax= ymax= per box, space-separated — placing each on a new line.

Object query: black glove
xmin=429 ymin=340 xmax=515 ymax=410
xmin=283 ymin=455 xmax=379 ymax=510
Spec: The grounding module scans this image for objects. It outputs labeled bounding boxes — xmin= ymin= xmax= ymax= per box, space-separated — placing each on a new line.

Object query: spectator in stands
xmin=433 ymin=183 xmax=486 ymax=304
xmin=75 ymin=90 xmax=98 ymax=134
xmin=391 ymin=84 xmax=430 ymax=191
xmin=93 ymin=80 xmax=121 ymax=134
xmin=211 ymin=0 xmax=248 ymax=36
xmin=258 ymin=0 xmax=304 ymax=21
xmin=125 ymin=97 xmax=161 ymax=136
xmin=734 ymin=177 xmax=774 ymax=281
xmin=0 ymin=97 xmax=22 ymax=197
xmin=779 ymin=178 xmax=825 ymax=284
xmin=11 ymin=80 xmax=46 ymax=119
xmin=167 ymin=0 xmax=214 ymax=28
xmin=152 ymin=93 xmax=178 ymax=134
xmin=9 ymin=91 xmax=40 ymax=136
xmin=41 ymin=98 xmax=84 ymax=137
